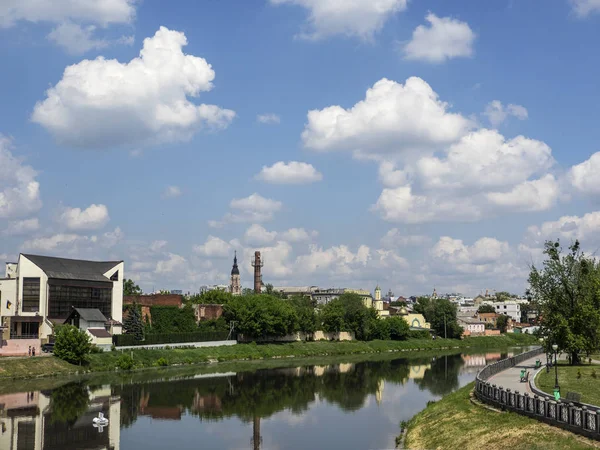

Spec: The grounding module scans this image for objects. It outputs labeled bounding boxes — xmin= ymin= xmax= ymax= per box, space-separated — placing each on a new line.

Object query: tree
xmin=320 ymin=294 xmax=378 ymax=340
xmin=53 ymin=325 xmax=93 ymax=365
xmin=414 ymin=297 xmax=463 ymax=339
xmin=123 ymin=304 xmax=144 ymax=341
xmin=223 ymin=294 xmax=298 ymax=337
xmin=289 ymin=295 xmax=318 ymax=334
xmin=190 ymin=290 xmax=234 ymax=305
xmin=124 ymin=279 xmax=142 ymax=296
xmin=494 ymin=291 xmax=515 ymax=302
xmin=387 ymin=316 xmax=410 ymax=340
xmin=477 ymin=304 xmax=495 ymax=314
xmin=496 ymin=314 xmax=509 ymax=333
xmin=528 ymin=240 xmax=600 ymax=365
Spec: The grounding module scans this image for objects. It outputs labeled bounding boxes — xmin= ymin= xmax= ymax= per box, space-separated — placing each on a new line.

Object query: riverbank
xmin=0 ymin=334 xmax=537 ymax=381
xmin=403 ymin=382 xmax=600 ymax=450
xmin=536 ymin=363 xmax=600 ymax=405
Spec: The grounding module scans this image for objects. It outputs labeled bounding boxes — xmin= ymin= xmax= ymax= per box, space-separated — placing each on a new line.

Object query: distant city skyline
xmin=2 ymin=1 xmax=600 ymax=297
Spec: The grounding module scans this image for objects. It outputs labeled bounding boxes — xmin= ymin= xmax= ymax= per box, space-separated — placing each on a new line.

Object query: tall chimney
xmin=251 ymin=251 xmax=263 ymax=294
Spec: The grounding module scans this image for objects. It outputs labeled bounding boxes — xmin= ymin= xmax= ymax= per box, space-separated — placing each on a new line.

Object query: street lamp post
xmin=552 ymin=344 xmax=559 ymax=391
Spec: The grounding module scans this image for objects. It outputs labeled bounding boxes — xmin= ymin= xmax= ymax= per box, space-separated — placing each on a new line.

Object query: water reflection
xmin=0 ymin=350 xmax=519 ymax=450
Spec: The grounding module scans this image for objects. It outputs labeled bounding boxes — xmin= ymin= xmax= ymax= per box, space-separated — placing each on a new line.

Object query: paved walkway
xmin=488 ymin=354 xmax=548 ymax=394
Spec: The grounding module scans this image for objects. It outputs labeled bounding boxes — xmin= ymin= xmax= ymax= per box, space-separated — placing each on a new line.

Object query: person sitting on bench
xmin=520 ymin=370 xmax=529 ymax=382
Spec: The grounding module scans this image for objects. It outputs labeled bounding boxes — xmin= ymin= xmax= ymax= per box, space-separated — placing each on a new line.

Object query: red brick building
xmin=123 ymin=294 xmax=183 ymax=323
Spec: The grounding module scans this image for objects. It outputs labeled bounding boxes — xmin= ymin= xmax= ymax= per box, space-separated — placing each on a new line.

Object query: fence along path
xmin=475 ymin=347 xmax=600 ymax=441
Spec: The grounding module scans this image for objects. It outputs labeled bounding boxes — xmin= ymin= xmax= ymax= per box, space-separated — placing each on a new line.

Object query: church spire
xmin=231 ymin=251 xmax=240 ymax=275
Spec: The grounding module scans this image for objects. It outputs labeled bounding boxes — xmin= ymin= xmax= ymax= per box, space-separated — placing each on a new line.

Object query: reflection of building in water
xmin=461 ymin=355 xmax=487 ymax=368
xmin=139 ymin=390 xmax=182 ymax=420
xmin=0 ymin=385 xmax=120 ymax=450
xmin=375 ymin=380 xmax=384 ymax=406
xmin=407 ymin=364 xmax=431 ymax=380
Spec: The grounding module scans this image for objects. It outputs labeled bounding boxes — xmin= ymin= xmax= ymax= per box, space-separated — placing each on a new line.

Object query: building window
xmin=48 ymin=283 xmax=112 ymax=318
xmin=110 ymin=271 xmax=119 ymax=281
xmin=22 ymin=278 xmax=40 ymax=312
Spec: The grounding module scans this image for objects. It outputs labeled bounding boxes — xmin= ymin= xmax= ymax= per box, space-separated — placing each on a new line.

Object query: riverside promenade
xmin=476 ymin=347 xmax=600 ymax=440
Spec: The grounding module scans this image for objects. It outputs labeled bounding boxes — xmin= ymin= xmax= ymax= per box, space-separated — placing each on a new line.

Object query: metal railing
xmin=9 ymin=334 xmax=40 ymax=340
xmin=475 ymin=347 xmax=600 ymax=441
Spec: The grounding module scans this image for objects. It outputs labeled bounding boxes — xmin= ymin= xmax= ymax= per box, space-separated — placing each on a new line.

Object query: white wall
xmin=104 ymin=262 xmax=124 ymax=328
xmin=494 ymin=302 xmax=521 ymax=321
xmin=0 ymin=278 xmax=17 ymax=319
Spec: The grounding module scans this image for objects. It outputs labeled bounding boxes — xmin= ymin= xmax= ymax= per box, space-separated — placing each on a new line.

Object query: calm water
xmin=0 ymin=348 xmax=524 ymax=450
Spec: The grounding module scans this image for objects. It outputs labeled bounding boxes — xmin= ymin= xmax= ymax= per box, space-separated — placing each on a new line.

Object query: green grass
xmin=0 ymin=333 xmax=538 ymax=381
xmin=404 ymin=382 xmax=600 ymax=450
xmin=536 ymin=363 xmax=600 ymax=405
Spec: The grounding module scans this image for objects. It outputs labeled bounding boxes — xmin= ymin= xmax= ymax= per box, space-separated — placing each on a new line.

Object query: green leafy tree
xmin=370 ymin=318 xmax=390 ymax=340
xmin=190 ymin=289 xmax=234 ymax=305
xmin=149 ymin=305 xmax=197 ymax=333
xmin=387 ymin=316 xmax=410 ymax=340
xmin=494 ymin=291 xmax=515 ymax=302
xmin=124 ymin=279 xmax=142 ymax=296
xmin=223 ymin=294 xmax=298 ymax=337
xmin=123 ymin=304 xmax=144 ymax=341
xmin=289 ymin=295 xmax=318 ymax=334
xmin=528 ymin=240 xmax=600 ymax=365
xmin=414 ymin=297 xmax=463 ymax=339
xmin=477 ymin=304 xmax=496 ymax=314
xmin=496 ymin=314 xmax=509 ymax=333
xmin=320 ymin=294 xmax=378 ymax=340
xmin=53 ymin=325 xmax=93 ymax=365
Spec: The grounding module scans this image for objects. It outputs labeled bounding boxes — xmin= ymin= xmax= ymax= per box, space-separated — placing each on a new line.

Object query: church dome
xmin=399 ymin=307 xmax=409 ymax=316
xmin=231 ymin=252 xmax=240 ymax=275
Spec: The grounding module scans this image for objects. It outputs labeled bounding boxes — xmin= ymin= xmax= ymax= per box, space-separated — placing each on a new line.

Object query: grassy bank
xmin=536 ymin=363 xmax=600 ymax=405
xmin=404 ymin=382 xmax=600 ymax=450
xmin=0 ymin=333 xmax=537 ymax=381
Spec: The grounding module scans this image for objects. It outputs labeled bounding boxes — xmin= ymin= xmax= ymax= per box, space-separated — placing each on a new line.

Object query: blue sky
xmin=1 ymin=0 xmax=600 ymax=296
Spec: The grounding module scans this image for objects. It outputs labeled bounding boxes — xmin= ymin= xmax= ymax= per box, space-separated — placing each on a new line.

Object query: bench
xmin=520 ymin=371 xmax=530 ymax=383
xmin=566 ymin=392 xmax=581 ymax=403
xmin=535 ymin=360 xmax=541 ymax=368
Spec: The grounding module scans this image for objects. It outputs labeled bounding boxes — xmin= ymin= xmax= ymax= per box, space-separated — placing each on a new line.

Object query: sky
xmin=1 ymin=0 xmax=600 ymax=297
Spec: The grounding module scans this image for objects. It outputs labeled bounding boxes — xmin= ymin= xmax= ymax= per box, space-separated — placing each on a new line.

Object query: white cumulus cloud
xmin=194 ymin=236 xmax=232 ymax=258
xmin=0 ymin=135 xmax=42 ymax=219
xmin=270 ymin=0 xmax=407 ymax=40
xmin=257 ymin=113 xmax=281 ymax=124
xmin=244 ymin=224 xmax=278 ymax=246
xmin=302 ymin=77 xmax=472 ymax=160
xmin=256 ymin=161 xmax=323 ymax=184
xmin=569 ymin=151 xmax=600 ymax=196
xmin=3 ymin=218 xmax=40 ymax=236
xmin=32 ymin=27 xmax=235 ymax=150
xmin=60 ymin=204 xmax=110 ymax=230
xmin=484 ymin=100 xmax=529 ymax=127
xmin=162 ymin=186 xmax=182 ymax=199
xmin=403 ymin=13 xmax=475 ymax=63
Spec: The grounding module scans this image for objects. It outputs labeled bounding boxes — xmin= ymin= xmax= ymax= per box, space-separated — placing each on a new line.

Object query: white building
xmin=491 ymin=301 xmax=521 ymax=322
xmin=0 ymin=254 xmax=123 ymax=352
xmin=457 ymin=317 xmax=486 ymax=335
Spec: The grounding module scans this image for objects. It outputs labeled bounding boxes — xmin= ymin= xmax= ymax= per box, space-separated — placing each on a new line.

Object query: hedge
xmin=113 ymin=331 xmax=230 ymax=347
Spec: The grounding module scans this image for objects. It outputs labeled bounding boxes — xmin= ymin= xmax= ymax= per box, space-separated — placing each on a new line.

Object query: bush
xmin=155 ymin=357 xmax=169 ymax=367
xmin=369 ymin=319 xmax=390 ymax=340
xmin=53 ymin=325 xmax=92 ymax=365
xmin=90 ymin=345 xmax=103 ymax=354
xmin=388 ymin=317 xmax=410 ymax=341
xmin=116 ymin=353 xmax=135 ymax=370
xmin=409 ymin=330 xmax=432 ymax=340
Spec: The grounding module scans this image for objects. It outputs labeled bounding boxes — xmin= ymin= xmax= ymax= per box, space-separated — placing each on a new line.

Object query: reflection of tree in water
xmin=413 ymin=354 xmax=464 ymax=396
xmin=49 ymin=382 xmax=90 ymax=426
xmin=114 ymin=355 xmax=461 ymax=427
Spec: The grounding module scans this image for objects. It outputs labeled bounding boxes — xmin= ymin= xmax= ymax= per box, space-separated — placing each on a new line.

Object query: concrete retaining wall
xmin=115 ymin=339 xmax=237 ymax=351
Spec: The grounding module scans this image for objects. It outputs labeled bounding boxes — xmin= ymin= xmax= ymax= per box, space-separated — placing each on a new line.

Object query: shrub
xmin=149 ymin=305 xmax=197 ymax=333
xmin=388 ymin=317 xmax=410 ymax=341
xmin=90 ymin=345 xmax=103 ymax=354
xmin=409 ymin=330 xmax=432 ymax=340
xmin=155 ymin=357 xmax=169 ymax=367
xmin=116 ymin=353 xmax=135 ymax=370
xmin=53 ymin=325 xmax=92 ymax=365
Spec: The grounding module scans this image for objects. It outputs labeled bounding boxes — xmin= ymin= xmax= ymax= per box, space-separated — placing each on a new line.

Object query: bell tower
xmin=229 ymin=251 xmax=241 ymax=296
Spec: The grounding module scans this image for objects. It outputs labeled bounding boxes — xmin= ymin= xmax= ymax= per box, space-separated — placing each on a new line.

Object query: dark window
xmin=22 ymin=278 xmax=40 ymax=313
xmin=110 ymin=270 xmax=119 ymax=281
xmin=48 ymin=283 xmax=112 ymax=319
xmin=17 ymin=421 xmax=36 ymax=450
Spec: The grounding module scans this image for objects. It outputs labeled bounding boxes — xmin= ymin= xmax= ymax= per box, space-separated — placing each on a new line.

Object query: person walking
xmin=28 ymin=346 xmax=31 ymax=357
xmin=31 ymin=347 xmax=35 ymax=357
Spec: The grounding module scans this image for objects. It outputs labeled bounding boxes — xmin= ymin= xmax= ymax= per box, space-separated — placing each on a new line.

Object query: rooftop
xmin=69 ymin=307 xmax=108 ymax=323
xmin=22 ymin=254 xmax=121 ymax=283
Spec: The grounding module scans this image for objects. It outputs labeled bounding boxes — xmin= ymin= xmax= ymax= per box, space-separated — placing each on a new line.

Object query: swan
xmin=92 ymin=412 xmax=109 ymax=426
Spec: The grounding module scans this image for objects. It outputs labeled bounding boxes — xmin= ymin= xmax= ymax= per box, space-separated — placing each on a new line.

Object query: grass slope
xmin=404 ymin=383 xmax=600 ymax=450
xmin=0 ymin=334 xmax=537 ymax=381
xmin=536 ymin=364 xmax=600 ymax=405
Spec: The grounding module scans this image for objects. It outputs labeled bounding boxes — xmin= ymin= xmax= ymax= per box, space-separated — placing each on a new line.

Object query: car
xmin=42 ymin=343 xmax=55 ymax=353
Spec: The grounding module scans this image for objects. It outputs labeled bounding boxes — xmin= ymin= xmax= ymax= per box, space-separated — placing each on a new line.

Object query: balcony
xmin=10 ymin=334 xmax=39 ymax=339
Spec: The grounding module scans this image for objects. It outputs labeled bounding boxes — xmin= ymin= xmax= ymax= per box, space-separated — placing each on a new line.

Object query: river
xmin=0 ymin=347 xmax=527 ymax=450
